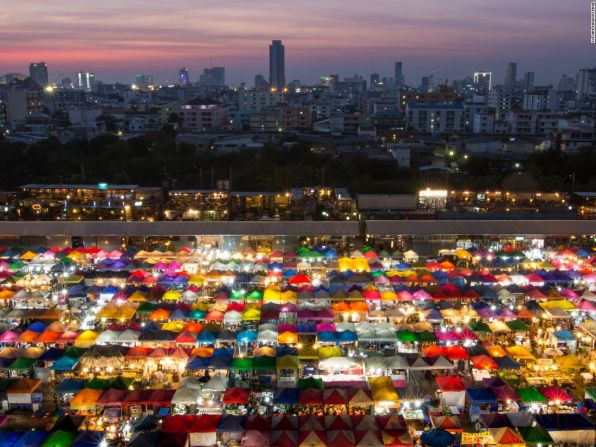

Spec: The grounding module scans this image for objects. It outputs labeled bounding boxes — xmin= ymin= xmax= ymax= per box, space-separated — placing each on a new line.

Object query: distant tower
xmin=473 ymin=71 xmax=492 ymax=93
xmin=522 ymin=71 xmax=535 ymax=91
xmin=178 ymin=67 xmax=190 ymax=86
xmin=394 ymin=61 xmax=404 ymax=89
xmin=269 ymin=40 xmax=285 ymax=90
xmin=29 ymin=62 xmax=48 ymax=87
xmin=77 ymin=71 xmax=96 ymax=91
xmin=505 ymin=62 xmax=517 ymax=89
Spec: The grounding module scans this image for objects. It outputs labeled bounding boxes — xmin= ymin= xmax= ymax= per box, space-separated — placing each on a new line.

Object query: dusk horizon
xmin=0 ymin=0 xmax=591 ymax=85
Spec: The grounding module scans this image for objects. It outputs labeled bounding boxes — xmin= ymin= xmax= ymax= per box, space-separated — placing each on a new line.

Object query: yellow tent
xmin=242 ymin=308 xmax=261 ymax=321
xmin=276 ymin=355 xmax=299 ymax=369
xmin=188 ymin=275 xmax=205 ymax=285
xmin=74 ymin=330 xmax=98 ymax=348
xmin=338 ymin=257 xmax=352 ymax=271
xmin=96 ymin=305 xmax=118 ymax=319
xmin=381 ymin=291 xmax=398 ymax=301
xmin=278 ymin=331 xmax=298 ymax=344
xmin=369 ymin=376 xmax=400 ymax=406
xmin=506 ymin=346 xmax=535 ymax=360
xmin=20 ymin=251 xmax=38 ymax=261
xmin=162 ymin=321 xmax=184 ymax=332
xmin=70 ymin=388 xmax=102 ymax=411
xmin=263 ymin=287 xmax=281 ymax=303
xmin=455 ymin=248 xmax=473 ymax=260
xmin=540 ymin=300 xmax=576 ymax=311
xmin=162 ymin=290 xmax=182 ymax=301
xmin=280 ymin=290 xmax=297 ymax=304
xmin=128 ymin=291 xmax=146 ymax=302
xmin=318 ymin=346 xmax=341 ymax=359
xmin=555 ymin=355 xmax=582 ymax=370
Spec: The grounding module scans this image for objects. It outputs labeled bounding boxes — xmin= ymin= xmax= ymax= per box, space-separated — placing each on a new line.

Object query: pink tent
xmin=0 ymin=330 xmax=19 ymax=343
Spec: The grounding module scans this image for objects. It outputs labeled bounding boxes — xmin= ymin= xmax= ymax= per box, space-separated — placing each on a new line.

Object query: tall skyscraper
xmin=504 ymin=62 xmax=517 ymax=89
xmin=269 ymin=40 xmax=285 ymax=90
xmin=370 ymin=73 xmax=380 ymax=88
xmin=421 ymin=75 xmax=434 ymax=92
xmin=522 ymin=71 xmax=535 ymax=90
xmin=557 ymin=74 xmax=575 ymax=92
xmin=77 ymin=71 xmax=95 ymax=91
xmin=29 ymin=62 xmax=48 ymax=87
xmin=394 ymin=61 xmax=404 ymax=89
xmin=200 ymin=67 xmax=225 ymax=86
xmin=134 ymin=73 xmax=154 ymax=89
xmin=577 ymin=68 xmax=596 ymax=99
xmin=473 ymin=71 xmax=492 ymax=93
xmin=178 ymin=67 xmax=190 ymax=86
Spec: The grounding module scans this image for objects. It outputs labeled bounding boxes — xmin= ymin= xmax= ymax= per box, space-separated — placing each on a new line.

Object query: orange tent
xmin=70 ymin=388 xmax=102 ymax=411
xmin=149 ymin=308 xmax=170 ymax=321
xmin=278 ymin=331 xmax=298 ymax=344
xmin=37 ymin=330 xmax=61 ymax=343
xmin=17 ymin=330 xmax=39 ymax=343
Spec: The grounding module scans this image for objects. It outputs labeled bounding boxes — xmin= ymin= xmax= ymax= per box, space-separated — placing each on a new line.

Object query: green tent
xmin=8 ymin=357 xmax=35 ymax=370
xmin=64 ymin=347 xmax=86 ymax=358
xmin=298 ymin=377 xmax=323 ymax=390
xmin=296 ymin=247 xmax=309 ymax=255
xmin=416 ymin=331 xmax=437 ymax=342
xmin=584 ymin=387 xmax=596 ymax=401
xmin=253 ymin=356 xmax=276 ymax=371
xmin=0 ymin=378 xmax=17 ymax=392
xmin=85 ymin=377 xmax=111 ymax=390
xmin=468 ymin=321 xmax=492 ymax=333
xmin=41 ymin=430 xmax=76 ymax=447
xmin=396 ymin=330 xmax=418 ymax=343
xmin=189 ymin=309 xmax=206 ymax=320
xmin=230 ymin=357 xmax=254 ymax=371
xmin=110 ymin=376 xmax=134 ymax=390
xmin=230 ymin=290 xmax=246 ymax=300
xmin=246 ymin=290 xmax=263 ymax=301
xmin=517 ymin=387 xmax=547 ymax=404
xmin=506 ymin=319 xmax=530 ymax=332
xmin=136 ymin=302 xmax=158 ymax=313
xmin=518 ymin=426 xmax=554 ymax=445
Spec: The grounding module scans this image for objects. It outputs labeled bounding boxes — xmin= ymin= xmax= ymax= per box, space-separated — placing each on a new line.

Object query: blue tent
xmin=57 ymin=378 xmax=86 ymax=394
xmin=467 ymin=387 xmax=497 ymax=404
xmin=317 ymin=331 xmax=338 ymax=343
xmin=197 ymin=331 xmax=217 ymax=344
xmin=274 ymin=388 xmax=299 ymax=404
xmin=420 ymin=429 xmax=455 ymax=447
xmin=216 ymin=415 xmax=245 ymax=433
xmin=208 ymin=356 xmax=232 ymax=370
xmin=12 ymin=431 xmax=50 ymax=447
xmin=554 ymin=329 xmax=575 ymax=340
xmin=0 ymin=432 xmax=22 ymax=447
xmin=187 ymin=356 xmax=210 ymax=371
xmin=72 ymin=431 xmax=105 ymax=447
xmin=535 ymin=413 xmax=595 ymax=430
xmin=128 ymin=431 xmax=160 ymax=447
xmin=131 ymin=414 xmax=158 ymax=432
xmin=39 ymin=347 xmax=65 ymax=362
xmin=213 ymin=347 xmax=234 ymax=358
xmin=51 ymin=355 xmax=80 ymax=371
xmin=338 ymin=330 xmax=358 ymax=343
xmin=27 ymin=321 xmax=47 ymax=332
xmin=237 ymin=330 xmax=257 ymax=343
xmin=298 ymin=323 xmax=316 ymax=333
xmin=494 ymin=356 xmax=521 ymax=370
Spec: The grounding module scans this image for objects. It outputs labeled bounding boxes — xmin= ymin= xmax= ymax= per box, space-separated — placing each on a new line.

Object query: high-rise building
xmin=29 ymin=62 xmax=48 ymax=87
xmin=421 ymin=75 xmax=434 ymax=92
xmin=269 ymin=40 xmax=285 ymax=90
xmin=473 ymin=71 xmax=492 ymax=93
xmin=134 ymin=74 xmax=154 ymax=89
xmin=254 ymin=74 xmax=269 ymax=90
xmin=504 ymin=62 xmax=517 ymax=89
xmin=522 ymin=72 xmax=535 ymax=91
xmin=200 ymin=67 xmax=225 ymax=86
xmin=577 ymin=68 xmax=596 ymax=99
xmin=370 ymin=73 xmax=380 ymax=88
xmin=178 ymin=67 xmax=190 ymax=86
xmin=77 ymin=71 xmax=95 ymax=91
xmin=394 ymin=62 xmax=404 ymax=89
xmin=557 ymin=74 xmax=575 ymax=92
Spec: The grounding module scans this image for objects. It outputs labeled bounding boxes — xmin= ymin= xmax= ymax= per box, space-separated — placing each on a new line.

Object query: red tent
xmin=162 ymin=415 xmax=197 ymax=433
xmin=323 ymin=389 xmax=349 ymax=406
xmin=222 ymin=387 xmax=249 ymax=404
xmin=423 ymin=345 xmax=447 ymax=357
xmin=325 ymin=415 xmax=352 ymax=430
xmin=471 ymin=355 xmax=499 ymax=370
xmin=445 ymin=345 xmax=469 ymax=360
xmin=299 ymin=388 xmax=323 ymax=405
xmin=271 ymin=431 xmax=298 ymax=447
xmin=271 ymin=415 xmax=298 ymax=431
xmin=147 ymin=389 xmax=175 ymax=407
xmin=328 ymin=430 xmax=356 ymax=447
xmin=436 ymin=376 xmax=465 ymax=392
xmin=288 ymin=274 xmax=311 ymax=285
xmin=245 ymin=415 xmax=272 ymax=431
xmin=539 ymin=386 xmax=573 ymax=403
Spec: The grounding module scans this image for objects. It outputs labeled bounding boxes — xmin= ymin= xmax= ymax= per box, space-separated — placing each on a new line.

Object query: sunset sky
xmin=0 ymin=0 xmax=590 ymax=85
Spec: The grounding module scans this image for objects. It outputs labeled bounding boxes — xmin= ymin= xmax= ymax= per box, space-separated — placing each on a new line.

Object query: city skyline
xmin=0 ymin=0 xmax=590 ymax=85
